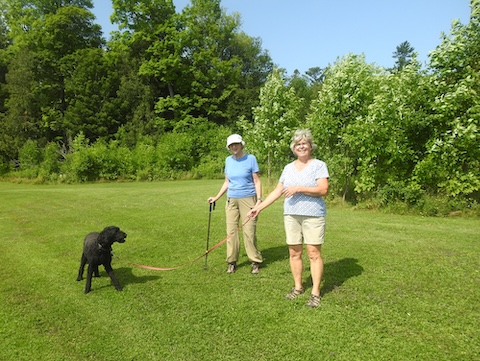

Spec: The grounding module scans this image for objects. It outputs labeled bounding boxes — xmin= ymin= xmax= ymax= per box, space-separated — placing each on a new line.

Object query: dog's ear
xmin=99 ymin=226 xmax=119 ymax=245
xmin=102 ymin=226 xmax=119 ymax=233
xmin=101 ymin=226 xmax=119 ymax=236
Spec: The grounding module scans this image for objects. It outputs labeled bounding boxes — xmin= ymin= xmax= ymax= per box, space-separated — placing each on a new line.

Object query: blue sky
xmin=92 ymin=0 xmax=471 ymax=74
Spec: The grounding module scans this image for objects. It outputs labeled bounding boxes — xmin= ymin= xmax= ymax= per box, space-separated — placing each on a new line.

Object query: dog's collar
xmin=97 ymin=244 xmax=111 ymax=252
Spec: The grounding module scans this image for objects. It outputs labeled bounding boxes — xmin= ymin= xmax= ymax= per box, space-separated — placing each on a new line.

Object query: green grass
xmin=0 ymin=180 xmax=478 ymax=361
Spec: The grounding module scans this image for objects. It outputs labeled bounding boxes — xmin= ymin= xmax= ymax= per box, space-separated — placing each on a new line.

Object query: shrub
xmin=18 ymin=140 xmax=41 ymax=178
xmin=132 ymin=140 xmax=157 ymax=181
xmin=0 ymin=160 xmax=10 ymax=175
xmin=38 ymin=142 xmax=61 ymax=181
xmin=60 ymin=133 xmax=99 ymax=182
xmin=378 ymin=180 xmax=424 ymax=206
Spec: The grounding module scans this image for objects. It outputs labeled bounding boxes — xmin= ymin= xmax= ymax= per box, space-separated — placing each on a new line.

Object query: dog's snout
xmin=118 ymin=232 xmax=127 ymax=242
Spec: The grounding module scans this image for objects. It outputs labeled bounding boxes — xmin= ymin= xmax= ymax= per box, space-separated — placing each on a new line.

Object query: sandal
xmin=306 ymin=294 xmax=321 ymax=308
xmin=226 ymin=263 xmax=236 ymax=274
xmin=285 ymin=287 xmax=305 ymax=300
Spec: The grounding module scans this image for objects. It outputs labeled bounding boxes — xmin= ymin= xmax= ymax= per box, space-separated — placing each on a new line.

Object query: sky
xmin=92 ymin=0 xmax=471 ymax=74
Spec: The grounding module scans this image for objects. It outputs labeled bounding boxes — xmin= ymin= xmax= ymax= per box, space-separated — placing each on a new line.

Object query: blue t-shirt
xmin=225 ymin=154 xmax=260 ymax=198
xmin=280 ymin=159 xmax=329 ymax=216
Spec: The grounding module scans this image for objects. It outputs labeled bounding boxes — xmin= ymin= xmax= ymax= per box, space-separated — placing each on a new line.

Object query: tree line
xmin=0 ymin=0 xmax=274 ymax=170
xmin=1 ymin=0 xmax=479 ymax=215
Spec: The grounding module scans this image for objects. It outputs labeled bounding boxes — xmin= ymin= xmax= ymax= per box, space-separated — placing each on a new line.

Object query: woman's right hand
xmin=207 ymin=197 xmax=215 ymax=203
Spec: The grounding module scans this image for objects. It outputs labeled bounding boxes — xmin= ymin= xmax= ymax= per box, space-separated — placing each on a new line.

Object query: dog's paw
xmin=76 ymin=277 xmax=83 ymax=281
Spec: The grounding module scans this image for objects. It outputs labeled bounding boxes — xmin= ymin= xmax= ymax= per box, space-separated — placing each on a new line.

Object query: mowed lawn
xmin=0 ymin=180 xmax=478 ymax=361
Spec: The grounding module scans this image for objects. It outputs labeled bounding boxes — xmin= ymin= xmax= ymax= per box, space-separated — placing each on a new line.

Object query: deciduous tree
xmin=306 ymin=54 xmax=381 ymax=201
xmin=416 ymin=0 xmax=480 ymax=199
xmin=244 ymin=69 xmax=302 ymax=181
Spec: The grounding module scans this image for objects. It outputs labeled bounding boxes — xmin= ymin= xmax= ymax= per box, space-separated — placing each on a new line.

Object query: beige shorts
xmin=284 ymin=215 xmax=326 ymax=245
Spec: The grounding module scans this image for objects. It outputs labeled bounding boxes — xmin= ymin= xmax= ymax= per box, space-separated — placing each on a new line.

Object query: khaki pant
xmin=225 ymin=197 xmax=263 ymax=264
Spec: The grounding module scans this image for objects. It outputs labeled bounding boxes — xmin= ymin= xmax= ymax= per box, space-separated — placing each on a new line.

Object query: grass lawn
xmin=0 ymin=180 xmax=478 ymax=360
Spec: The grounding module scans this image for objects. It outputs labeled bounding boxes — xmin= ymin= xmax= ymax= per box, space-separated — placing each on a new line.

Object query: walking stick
xmin=204 ymin=201 xmax=215 ymax=270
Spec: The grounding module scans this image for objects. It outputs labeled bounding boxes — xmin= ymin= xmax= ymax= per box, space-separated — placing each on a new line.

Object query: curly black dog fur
xmin=76 ymin=226 xmax=127 ymax=294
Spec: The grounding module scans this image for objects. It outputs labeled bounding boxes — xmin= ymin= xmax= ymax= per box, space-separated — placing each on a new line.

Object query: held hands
xmin=282 ymin=186 xmax=299 ymax=198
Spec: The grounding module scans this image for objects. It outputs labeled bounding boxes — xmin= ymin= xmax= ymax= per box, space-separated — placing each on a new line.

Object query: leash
xmin=128 ymin=217 xmax=251 ymax=271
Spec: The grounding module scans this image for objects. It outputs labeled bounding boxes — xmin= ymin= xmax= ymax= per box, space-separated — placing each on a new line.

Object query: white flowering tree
xmin=240 ymin=69 xmax=302 ymax=182
xmin=306 ymin=54 xmax=382 ymax=201
xmin=414 ymin=0 xmax=480 ymax=199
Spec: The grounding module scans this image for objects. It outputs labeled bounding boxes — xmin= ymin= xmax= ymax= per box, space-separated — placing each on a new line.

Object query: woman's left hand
xmin=282 ymin=186 xmax=299 ymax=198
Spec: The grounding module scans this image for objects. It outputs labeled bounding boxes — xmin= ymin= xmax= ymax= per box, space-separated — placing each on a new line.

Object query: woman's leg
xmin=289 ymin=244 xmax=304 ymax=291
xmin=225 ymin=198 xmax=240 ymax=264
xmin=306 ymin=244 xmax=323 ymax=296
xmin=238 ymin=197 xmax=263 ymax=264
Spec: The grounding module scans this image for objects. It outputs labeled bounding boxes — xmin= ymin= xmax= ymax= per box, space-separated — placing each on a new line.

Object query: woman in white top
xmin=248 ymin=129 xmax=329 ymax=308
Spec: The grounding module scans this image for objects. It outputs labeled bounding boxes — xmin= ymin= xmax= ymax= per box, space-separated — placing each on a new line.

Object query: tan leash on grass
xmin=129 ymin=217 xmax=251 ymax=271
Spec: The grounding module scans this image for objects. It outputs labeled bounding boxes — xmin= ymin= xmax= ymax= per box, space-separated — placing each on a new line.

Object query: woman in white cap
xmin=208 ymin=134 xmax=263 ymax=274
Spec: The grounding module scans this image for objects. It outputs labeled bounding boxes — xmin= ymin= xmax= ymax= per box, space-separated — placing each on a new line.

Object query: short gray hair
xmin=290 ymin=129 xmax=317 ymax=153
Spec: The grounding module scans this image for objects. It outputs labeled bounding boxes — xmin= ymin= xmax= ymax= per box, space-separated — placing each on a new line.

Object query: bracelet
xmin=257 ymin=197 xmax=263 ymax=202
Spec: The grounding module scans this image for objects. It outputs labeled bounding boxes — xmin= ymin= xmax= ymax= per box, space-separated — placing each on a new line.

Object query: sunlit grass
xmin=0 ymin=181 xmax=478 ymax=360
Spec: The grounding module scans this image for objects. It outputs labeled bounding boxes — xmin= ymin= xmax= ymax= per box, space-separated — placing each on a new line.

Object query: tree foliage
xmin=0 ymin=0 xmax=272 ymax=159
xmin=242 ymin=68 xmax=302 ymax=181
xmin=306 ymin=54 xmax=382 ymax=200
xmin=391 ymin=40 xmax=416 ymax=71
xmin=0 ymin=0 xmax=479 ymax=214
xmin=415 ymin=0 xmax=480 ymax=199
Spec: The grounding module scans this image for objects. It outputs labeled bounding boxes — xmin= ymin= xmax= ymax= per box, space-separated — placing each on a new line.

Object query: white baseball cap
xmin=226 ymin=134 xmax=245 ymax=149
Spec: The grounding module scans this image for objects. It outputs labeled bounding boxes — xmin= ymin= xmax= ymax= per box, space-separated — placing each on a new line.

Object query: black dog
xmin=76 ymin=226 xmax=127 ymax=293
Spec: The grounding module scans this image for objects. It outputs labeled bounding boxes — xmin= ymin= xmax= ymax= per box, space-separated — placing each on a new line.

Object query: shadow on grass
xmin=320 ymin=258 xmax=363 ymax=296
xmin=272 ymin=257 xmax=363 ymax=296
xmin=236 ymin=245 xmax=288 ymax=270
xmin=115 ymin=267 xmax=161 ymax=286
xmin=76 ymin=268 xmax=160 ymax=293
xmin=219 ymin=245 xmax=363 ymax=295
xmin=262 ymin=245 xmax=289 ymax=265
